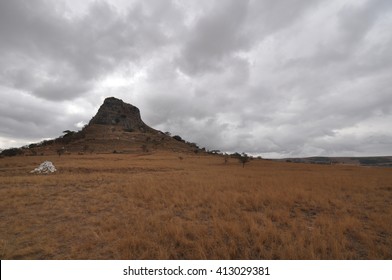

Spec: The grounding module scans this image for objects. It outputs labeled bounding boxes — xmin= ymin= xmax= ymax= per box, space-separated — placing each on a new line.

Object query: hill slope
xmin=7 ymin=97 xmax=200 ymax=156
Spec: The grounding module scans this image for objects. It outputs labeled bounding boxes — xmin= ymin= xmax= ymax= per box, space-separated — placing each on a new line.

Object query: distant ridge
xmin=276 ymin=156 xmax=392 ymax=167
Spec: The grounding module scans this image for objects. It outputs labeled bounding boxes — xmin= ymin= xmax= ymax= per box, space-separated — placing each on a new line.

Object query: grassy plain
xmin=0 ymin=152 xmax=391 ymax=259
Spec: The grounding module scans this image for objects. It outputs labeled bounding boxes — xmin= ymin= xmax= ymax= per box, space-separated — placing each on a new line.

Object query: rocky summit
xmin=89 ymin=97 xmax=155 ymax=133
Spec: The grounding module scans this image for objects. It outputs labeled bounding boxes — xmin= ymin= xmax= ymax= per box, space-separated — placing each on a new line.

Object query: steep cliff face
xmin=88 ymin=97 xmax=155 ymax=133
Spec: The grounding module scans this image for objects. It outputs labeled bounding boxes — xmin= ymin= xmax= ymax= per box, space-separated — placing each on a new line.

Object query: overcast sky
xmin=1 ymin=0 xmax=391 ymax=158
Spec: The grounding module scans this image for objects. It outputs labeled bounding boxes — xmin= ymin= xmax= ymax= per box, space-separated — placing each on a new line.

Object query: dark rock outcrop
xmin=88 ymin=97 xmax=155 ymax=133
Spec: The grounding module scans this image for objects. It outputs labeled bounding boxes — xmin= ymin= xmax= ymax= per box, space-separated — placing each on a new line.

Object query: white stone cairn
xmin=30 ymin=161 xmax=57 ymax=174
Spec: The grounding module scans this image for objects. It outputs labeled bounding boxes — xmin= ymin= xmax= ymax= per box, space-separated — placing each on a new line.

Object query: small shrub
xmin=57 ymin=148 xmax=65 ymax=157
xmin=141 ymin=145 xmax=149 ymax=153
xmin=173 ymin=135 xmax=184 ymax=142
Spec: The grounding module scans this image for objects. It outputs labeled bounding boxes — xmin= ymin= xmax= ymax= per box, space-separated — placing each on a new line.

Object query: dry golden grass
xmin=0 ymin=152 xmax=391 ymax=259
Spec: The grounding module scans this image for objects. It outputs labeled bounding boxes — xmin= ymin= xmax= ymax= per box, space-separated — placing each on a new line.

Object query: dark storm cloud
xmin=0 ymin=0 xmax=391 ymax=157
xmin=177 ymin=0 xmax=323 ymax=76
xmin=0 ymin=0 xmax=181 ymax=101
xmin=178 ymin=0 xmax=250 ymax=75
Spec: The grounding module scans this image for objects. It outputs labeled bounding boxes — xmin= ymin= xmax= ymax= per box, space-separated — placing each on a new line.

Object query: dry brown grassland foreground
xmin=0 ymin=152 xmax=392 ymax=260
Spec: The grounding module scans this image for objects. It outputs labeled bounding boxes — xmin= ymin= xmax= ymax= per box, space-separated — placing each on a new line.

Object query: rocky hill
xmin=89 ymin=97 xmax=156 ymax=133
xmin=8 ymin=97 xmax=201 ymax=156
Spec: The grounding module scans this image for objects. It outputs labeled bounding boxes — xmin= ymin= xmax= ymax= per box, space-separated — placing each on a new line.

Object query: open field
xmin=1 ymin=153 xmax=392 ymax=259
